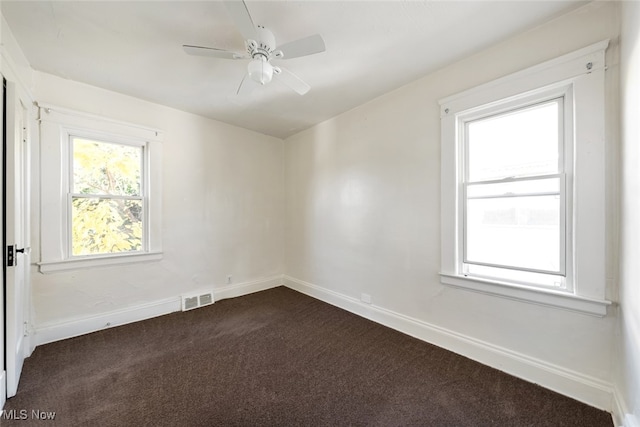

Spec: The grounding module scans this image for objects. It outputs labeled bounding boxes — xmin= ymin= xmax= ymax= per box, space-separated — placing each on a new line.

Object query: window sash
xmin=67 ymin=197 xmax=147 ymax=258
xmin=464 ymin=98 xmax=564 ymax=183
xmin=462 ymin=264 xmax=566 ymax=290
xmin=465 ymin=174 xmax=562 ymax=199
xmin=70 ymin=136 xmax=144 ymax=196
xmin=69 ymin=193 xmax=144 ymax=201
xmin=68 ymin=136 xmax=149 ymax=259
xmin=460 ymin=97 xmax=567 ymax=283
xmin=462 ymin=189 xmax=566 ymax=276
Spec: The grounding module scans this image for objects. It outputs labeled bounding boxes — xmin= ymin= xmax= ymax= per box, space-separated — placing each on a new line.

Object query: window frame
xmin=460 ymin=91 xmax=570 ymax=289
xmin=68 ymin=134 xmax=147 ymax=258
xmin=439 ymin=40 xmax=611 ymax=316
xmin=38 ymin=104 xmax=163 ymax=273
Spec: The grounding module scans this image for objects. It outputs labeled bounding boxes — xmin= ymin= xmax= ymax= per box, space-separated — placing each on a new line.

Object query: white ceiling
xmin=2 ymin=1 xmax=585 ymax=139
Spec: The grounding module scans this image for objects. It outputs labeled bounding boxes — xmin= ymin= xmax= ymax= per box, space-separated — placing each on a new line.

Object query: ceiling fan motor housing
xmin=247 ymin=26 xmax=277 ymax=60
xmin=246 ymin=26 xmax=282 ymax=85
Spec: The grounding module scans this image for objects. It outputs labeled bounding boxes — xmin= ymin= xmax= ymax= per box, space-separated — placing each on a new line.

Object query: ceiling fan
xmin=183 ymin=0 xmax=326 ymax=96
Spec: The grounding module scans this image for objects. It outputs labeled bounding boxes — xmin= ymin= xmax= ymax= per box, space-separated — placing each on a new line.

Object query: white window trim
xmin=37 ymin=104 xmax=163 ymax=273
xmin=439 ymin=40 xmax=611 ymax=317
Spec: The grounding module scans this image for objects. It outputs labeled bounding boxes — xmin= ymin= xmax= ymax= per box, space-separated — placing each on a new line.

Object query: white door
xmin=1 ymin=76 xmax=6 ymax=406
xmin=4 ymin=81 xmax=30 ymax=398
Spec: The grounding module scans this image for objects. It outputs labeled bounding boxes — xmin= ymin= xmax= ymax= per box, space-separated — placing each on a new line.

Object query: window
xmin=38 ymin=105 xmax=162 ymax=272
xmin=463 ymin=97 xmax=567 ymax=289
xmin=70 ymin=137 xmax=145 ymax=257
xmin=439 ymin=40 xmax=610 ymax=316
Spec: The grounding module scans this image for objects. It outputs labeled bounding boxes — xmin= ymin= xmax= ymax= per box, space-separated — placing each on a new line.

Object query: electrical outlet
xmin=226 ymin=275 xmax=232 ymax=284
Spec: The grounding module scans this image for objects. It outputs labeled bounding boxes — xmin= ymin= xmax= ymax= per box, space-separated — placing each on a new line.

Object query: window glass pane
xmin=73 ymin=138 xmax=142 ymax=196
xmin=467 ymin=101 xmax=560 ymax=182
xmin=71 ymin=197 xmax=143 ymax=256
xmin=467 ymin=177 xmax=559 ymax=198
xmin=466 ymin=195 xmax=561 ymax=272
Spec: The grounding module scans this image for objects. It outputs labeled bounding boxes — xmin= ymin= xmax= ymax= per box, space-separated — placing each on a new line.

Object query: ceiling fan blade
xmin=277 ymin=34 xmax=326 ymax=60
xmin=183 ymin=45 xmax=246 ymax=60
xmin=236 ymin=73 xmax=260 ymax=97
xmin=274 ymin=67 xmax=311 ymax=95
xmin=224 ymin=0 xmax=257 ymax=41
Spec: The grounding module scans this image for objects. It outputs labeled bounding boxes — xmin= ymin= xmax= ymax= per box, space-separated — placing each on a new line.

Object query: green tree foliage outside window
xmin=71 ymin=137 xmax=144 ymax=256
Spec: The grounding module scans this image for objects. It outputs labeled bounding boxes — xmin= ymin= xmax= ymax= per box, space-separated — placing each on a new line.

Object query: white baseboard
xmin=613 ymin=386 xmax=640 ymax=427
xmin=283 ymin=275 xmax=614 ymax=412
xmin=34 ymin=297 xmax=181 ymax=347
xmin=213 ymin=275 xmax=282 ymax=301
xmin=33 ymin=275 xmax=283 ymax=347
xmin=613 ymin=387 xmax=626 ymax=426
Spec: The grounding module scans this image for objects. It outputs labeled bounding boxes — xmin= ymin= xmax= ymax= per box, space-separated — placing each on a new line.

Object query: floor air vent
xmin=181 ymin=291 xmax=215 ymax=311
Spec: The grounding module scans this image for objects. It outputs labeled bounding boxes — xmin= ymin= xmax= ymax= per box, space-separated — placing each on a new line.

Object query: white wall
xmin=30 ymin=72 xmax=285 ymax=334
xmin=617 ymin=2 xmax=640 ymax=426
xmin=3 ymin=0 xmax=635 ymax=420
xmin=284 ymin=1 xmax=619 ymax=411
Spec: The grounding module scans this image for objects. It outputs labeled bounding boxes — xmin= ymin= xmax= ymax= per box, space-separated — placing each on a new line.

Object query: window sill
xmin=38 ymin=251 xmax=163 ymax=273
xmin=440 ymin=273 xmax=611 ymax=317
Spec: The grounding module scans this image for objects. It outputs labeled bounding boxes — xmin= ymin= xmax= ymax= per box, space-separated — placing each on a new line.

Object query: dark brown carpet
xmin=3 ymin=286 xmax=612 ymax=426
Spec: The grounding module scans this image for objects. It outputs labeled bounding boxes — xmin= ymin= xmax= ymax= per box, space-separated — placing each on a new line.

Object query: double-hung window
xmin=38 ymin=105 xmax=163 ymax=272
xmin=462 ymin=96 xmax=568 ymax=289
xmin=439 ymin=41 xmax=610 ymax=316
xmin=70 ymin=137 xmax=145 ymax=257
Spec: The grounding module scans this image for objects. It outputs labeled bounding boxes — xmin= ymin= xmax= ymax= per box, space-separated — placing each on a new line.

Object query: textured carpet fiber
xmin=3 ymin=286 xmax=612 ymax=426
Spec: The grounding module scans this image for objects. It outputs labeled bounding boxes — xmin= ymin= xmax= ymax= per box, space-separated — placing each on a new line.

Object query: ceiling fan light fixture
xmin=248 ymin=56 xmax=273 ymax=85
xmin=184 ymin=0 xmax=326 ymax=96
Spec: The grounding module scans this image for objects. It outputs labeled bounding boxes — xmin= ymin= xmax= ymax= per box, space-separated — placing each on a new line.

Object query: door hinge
xmin=22 ymin=126 xmax=27 ymax=143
